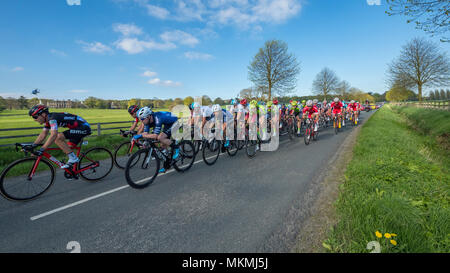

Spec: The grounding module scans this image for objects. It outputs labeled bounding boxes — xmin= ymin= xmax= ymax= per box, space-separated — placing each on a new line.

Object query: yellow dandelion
xmin=384 ymin=233 xmax=392 ymax=238
xmin=375 ymin=231 xmax=382 ymax=238
xmin=390 ymin=233 xmax=397 ymax=237
xmin=390 ymin=240 xmax=397 ymax=246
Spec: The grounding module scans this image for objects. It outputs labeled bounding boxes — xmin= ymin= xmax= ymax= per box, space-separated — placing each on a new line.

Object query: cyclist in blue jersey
xmin=135 ymin=107 xmax=180 ymax=172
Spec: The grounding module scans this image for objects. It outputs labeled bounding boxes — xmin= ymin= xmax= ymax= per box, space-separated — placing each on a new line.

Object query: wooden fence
xmin=0 ymin=121 xmax=132 ymax=147
xmin=391 ymin=100 xmax=450 ymax=111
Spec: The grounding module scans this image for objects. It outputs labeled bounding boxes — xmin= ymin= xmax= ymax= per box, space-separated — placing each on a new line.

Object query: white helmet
xmin=306 ymin=100 xmax=313 ymax=107
xmin=334 ymin=97 xmax=339 ymax=103
xmin=138 ymin=107 xmax=152 ymax=120
xmin=313 ymin=99 xmax=318 ymax=104
xmin=212 ymin=104 xmax=221 ymax=112
xmin=350 ymin=100 xmax=355 ymax=104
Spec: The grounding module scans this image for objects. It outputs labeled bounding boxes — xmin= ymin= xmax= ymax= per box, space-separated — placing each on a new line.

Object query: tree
xmin=336 ymin=80 xmax=351 ymax=99
xmin=434 ymin=89 xmax=441 ymax=100
xmin=248 ymin=39 xmax=300 ymax=100
xmin=386 ymin=86 xmax=411 ymax=101
xmin=202 ymin=95 xmax=212 ymax=106
xmin=127 ymin=98 xmax=140 ymax=109
xmin=447 ymin=89 xmax=450 ymax=100
xmin=387 ymin=38 xmax=450 ymax=101
xmin=183 ymin=96 xmax=194 ymax=106
xmin=213 ymin=97 xmax=224 ymax=105
xmin=440 ymin=89 xmax=446 ymax=100
xmin=0 ymin=96 xmax=6 ymax=112
xmin=28 ymin=98 xmax=40 ymax=107
xmin=386 ymin=0 xmax=450 ymax=42
xmin=16 ymin=96 xmax=28 ymax=109
xmin=84 ymin=97 xmax=99 ymax=108
xmin=429 ymin=90 xmax=436 ymax=100
xmin=312 ymin=67 xmax=340 ymax=100
xmin=173 ymin=98 xmax=184 ymax=107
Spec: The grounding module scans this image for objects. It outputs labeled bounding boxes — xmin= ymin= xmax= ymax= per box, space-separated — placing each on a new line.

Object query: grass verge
xmin=324 ymin=105 xmax=449 ymax=253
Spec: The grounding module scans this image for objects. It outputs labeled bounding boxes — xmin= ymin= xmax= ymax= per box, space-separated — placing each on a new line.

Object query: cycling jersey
xmin=211 ymin=109 xmax=234 ymax=123
xmin=331 ymin=102 xmax=343 ymax=114
xmin=144 ymin=111 xmax=178 ymax=137
xmin=44 ymin=112 xmax=91 ymax=144
xmin=349 ymin=103 xmax=358 ymax=111
xmin=303 ymin=106 xmax=318 ymax=118
xmin=192 ymin=106 xmax=213 ymax=120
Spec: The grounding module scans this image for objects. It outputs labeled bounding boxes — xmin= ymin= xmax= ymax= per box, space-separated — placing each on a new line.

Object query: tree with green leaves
xmin=386 ymin=0 xmax=450 ymax=42
xmin=387 ymin=38 xmax=450 ymax=101
xmin=17 ymin=96 xmax=28 ymax=109
xmin=0 ymin=96 xmax=6 ymax=112
xmin=386 ymin=86 xmax=412 ymax=101
xmin=183 ymin=96 xmax=194 ymax=106
xmin=248 ymin=39 xmax=300 ymax=100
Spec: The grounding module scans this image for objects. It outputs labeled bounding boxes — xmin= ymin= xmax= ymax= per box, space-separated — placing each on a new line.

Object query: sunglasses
xmin=32 ymin=115 xmax=40 ymax=120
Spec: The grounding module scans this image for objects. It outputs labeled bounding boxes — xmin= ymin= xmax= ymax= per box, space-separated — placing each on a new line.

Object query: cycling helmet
xmin=230 ymin=99 xmax=236 ymax=105
xmin=334 ymin=97 xmax=339 ymax=103
xmin=138 ymin=107 xmax=152 ymax=120
xmin=212 ymin=104 xmax=221 ymax=112
xmin=301 ymin=100 xmax=306 ymax=104
xmin=267 ymin=101 xmax=273 ymax=107
xmin=290 ymin=100 xmax=297 ymax=106
xmin=350 ymin=100 xmax=355 ymax=104
xmin=306 ymin=100 xmax=313 ymax=107
xmin=323 ymin=100 xmax=327 ymax=104
xmin=250 ymin=100 xmax=258 ymax=106
xmin=128 ymin=105 xmax=139 ymax=115
xmin=240 ymin=99 xmax=247 ymax=105
xmin=273 ymin=99 xmax=279 ymax=105
xmin=313 ymin=99 xmax=318 ymax=104
xmin=29 ymin=104 xmax=49 ymax=117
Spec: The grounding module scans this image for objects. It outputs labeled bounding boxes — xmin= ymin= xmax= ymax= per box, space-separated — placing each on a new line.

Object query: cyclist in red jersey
xmin=302 ymin=100 xmax=319 ymax=132
xmin=128 ymin=105 xmax=144 ymax=134
xmin=348 ymin=100 xmax=359 ymax=123
xmin=331 ymin=97 xmax=344 ymax=128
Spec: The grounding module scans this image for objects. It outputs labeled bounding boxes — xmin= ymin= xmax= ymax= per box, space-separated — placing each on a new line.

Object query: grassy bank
xmin=324 ymin=105 xmax=449 ymax=253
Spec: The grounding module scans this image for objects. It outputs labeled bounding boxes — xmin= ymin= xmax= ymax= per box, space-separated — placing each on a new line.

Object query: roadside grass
xmin=324 ymin=105 xmax=449 ymax=253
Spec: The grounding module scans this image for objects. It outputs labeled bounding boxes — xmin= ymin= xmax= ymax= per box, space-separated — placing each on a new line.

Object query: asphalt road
xmin=0 ymin=111 xmax=375 ymax=253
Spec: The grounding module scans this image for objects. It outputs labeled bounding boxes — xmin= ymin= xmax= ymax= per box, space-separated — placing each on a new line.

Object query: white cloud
xmin=66 ymin=0 xmax=81 ymax=6
xmin=367 ymin=0 xmax=381 ymax=5
xmin=146 ymin=4 xmax=170 ymax=19
xmin=12 ymin=67 xmax=24 ymax=72
xmin=141 ymin=70 xmax=158 ymax=77
xmin=78 ymin=41 xmax=113 ymax=54
xmin=160 ymin=30 xmax=199 ymax=47
xmin=115 ymin=37 xmax=176 ymax=54
xmin=148 ymin=78 xmax=182 ymax=87
xmin=184 ymin=51 xmax=214 ymax=60
xmin=113 ymin=23 xmax=143 ymax=36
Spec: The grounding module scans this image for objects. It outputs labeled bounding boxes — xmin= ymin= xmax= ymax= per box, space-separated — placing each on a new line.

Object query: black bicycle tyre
xmin=0 ymin=157 xmax=55 ymax=201
xmin=202 ymin=139 xmax=220 ymax=166
xmin=125 ymin=148 xmax=160 ymax=189
xmin=79 ymin=147 xmax=114 ymax=182
xmin=113 ymin=141 xmax=138 ymax=169
xmin=173 ymin=140 xmax=196 ymax=172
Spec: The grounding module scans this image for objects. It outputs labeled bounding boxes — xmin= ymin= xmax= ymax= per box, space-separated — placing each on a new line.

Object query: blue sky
xmin=0 ymin=0 xmax=448 ymax=100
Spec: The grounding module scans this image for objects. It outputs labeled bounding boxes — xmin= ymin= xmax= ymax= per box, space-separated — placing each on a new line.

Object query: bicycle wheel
xmin=246 ymin=139 xmax=258 ymax=158
xmin=304 ymin=123 xmax=311 ymax=145
xmin=0 ymin=157 xmax=55 ymax=201
xmin=114 ymin=141 xmax=141 ymax=169
xmin=334 ymin=119 xmax=339 ymax=135
xmin=125 ymin=148 xmax=160 ymax=189
xmin=226 ymin=140 xmax=238 ymax=157
xmin=173 ymin=141 xmax=196 ymax=172
xmin=202 ymin=139 xmax=220 ymax=166
xmin=288 ymin=119 xmax=295 ymax=140
xmin=78 ymin=147 xmax=114 ymax=182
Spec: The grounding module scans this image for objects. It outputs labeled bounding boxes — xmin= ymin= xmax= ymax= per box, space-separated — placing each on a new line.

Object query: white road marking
xmin=30 ymin=152 xmax=226 ymax=221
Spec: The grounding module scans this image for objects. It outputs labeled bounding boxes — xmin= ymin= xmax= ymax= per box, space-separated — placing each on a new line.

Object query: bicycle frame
xmin=28 ymin=145 xmax=99 ymax=179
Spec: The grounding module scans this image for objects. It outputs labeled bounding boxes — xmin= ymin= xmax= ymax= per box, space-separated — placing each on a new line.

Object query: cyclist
xmin=190 ymin=102 xmax=214 ymax=135
xmin=29 ymin=105 xmax=91 ymax=169
xmin=211 ymin=104 xmax=233 ymax=147
xmin=331 ymin=98 xmax=344 ymax=128
xmin=136 ymin=107 xmax=180 ymax=173
xmin=127 ymin=105 xmax=144 ymax=134
xmin=289 ymin=100 xmax=302 ymax=136
xmin=302 ymin=100 xmax=319 ymax=132
xmin=348 ymin=100 xmax=359 ymax=124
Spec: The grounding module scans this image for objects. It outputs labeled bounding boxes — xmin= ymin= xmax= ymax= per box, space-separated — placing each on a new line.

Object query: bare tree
xmin=312 ymin=67 xmax=340 ymax=99
xmin=336 ymin=80 xmax=351 ymax=99
xmin=387 ymin=38 xmax=450 ymax=101
xmin=386 ymin=0 xmax=450 ymax=42
xmin=248 ymin=40 xmax=300 ymax=100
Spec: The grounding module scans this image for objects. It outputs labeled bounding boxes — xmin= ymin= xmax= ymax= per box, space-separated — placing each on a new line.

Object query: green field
xmin=324 ymin=105 xmax=449 ymax=253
